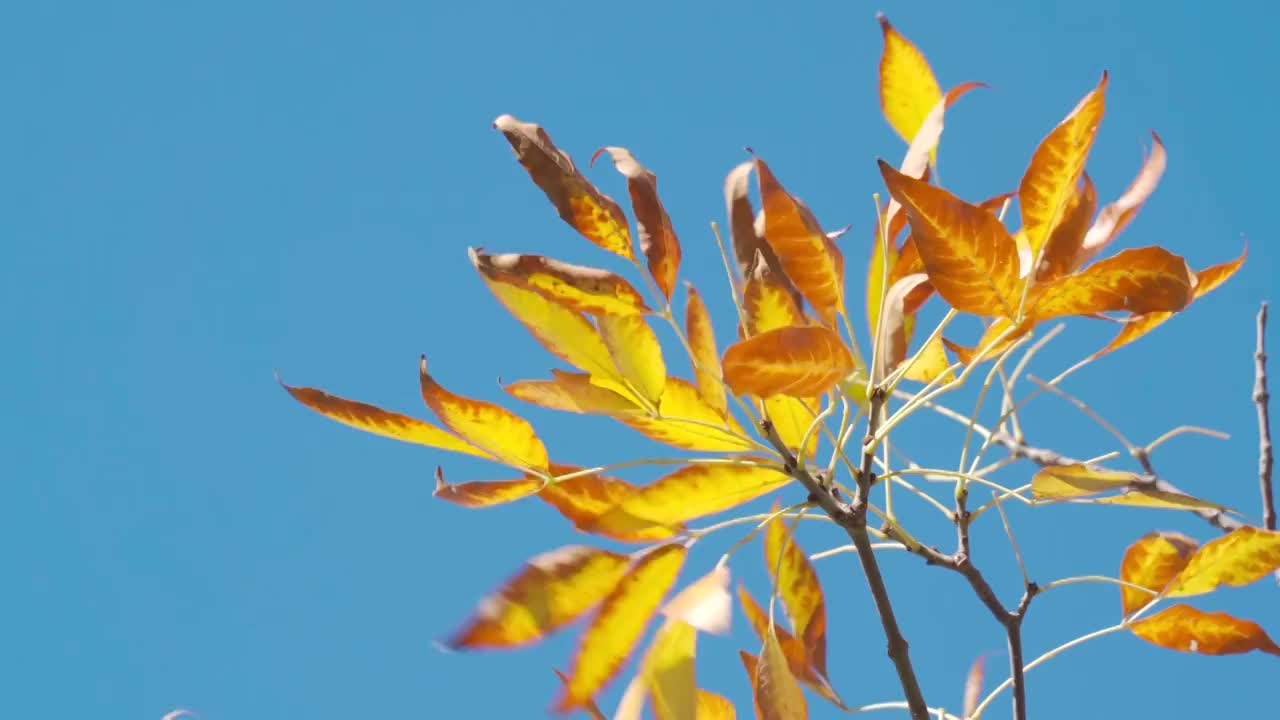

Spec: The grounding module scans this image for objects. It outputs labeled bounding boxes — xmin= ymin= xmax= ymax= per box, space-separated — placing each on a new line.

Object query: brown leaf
xmin=1035 ymin=173 xmax=1097 ymax=282
xmin=874 ymin=273 xmax=932 ymax=383
xmin=1129 ymin=604 xmax=1280 ymax=656
xmin=1029 ymin=246 xmax=1195 ymax=320
xmin=879 ymin=160 xmax=1021 ymax=317
xmin=597 ymin=147 xmax=682 ymax=300
xmin=723 ymin=326 xmax=854 ymax=398
xmin=493 ymin=115 xmax=632 ymax=259
xmin=469 ymin=251 xmax=651 ymax=316
xmin=725 ymin=162 xmax=797 ymax=304
xmin=755 ymin=625 xmax=808 ymax=720
xmin=756 ymin=158 xmax=846 ymax=325
xmin=1119 ymin=531 xmax=1198 ymax=616
xmin=686 ymin=284 xmax=728 ymax=417
xmin=962 ymin=655 xmax=985 ymax=718
xmin=737 ymin=586 xmax=844 ymax=708
xmin=1079 ymin=131 xmax=1168 ymax=266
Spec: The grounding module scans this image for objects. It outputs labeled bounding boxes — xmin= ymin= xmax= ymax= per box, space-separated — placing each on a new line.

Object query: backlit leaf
xmin=865 ymin=218 xmax=900 ymax=339
xmin=598 ymin=147 xmax=682 ymax=301
xmin=434 ymin=468 xmax=543 ymax=508
xmin=493 ymin=114 xmax=632 ymax=259
xmin=1091 ymin=489 xmax=1227 ymax=512
xmin=598 ymin=314 xmax=668 ymax=409
xmin=1028 ymin=246 xmax=1195 ymax=320
xmin=764 ymin=511 xmax=828 ymax=675
xmin=755 ymin=625 xmax=808 ymax=720
xmin=1035 ymin=173 xmax=1097 ymax=282
xmin=1129 ymin=604 xmax=1280 ymax=656
xmin=538 ymin=466 xmax=684 ymax=543
xmin=1167 ymin=527 xmax=1280 ymax=598
xmin=696 ymin=690 xmax=736 ymax=720
xmin=756 ymin=158 xmax=846 ymax=325
xmin=419 ymin=357 xmax=549 ymax=472
xmin=620 ymin=377 xmax=756 ymax=452
xmin=558 ymin=544 xmax=687 ymax=709
xmin=588 ymin=462 xmax=790 ymax=531
xmin=900 ymin=333 xmax=955 ymax=384
xmin=1119 ymin=531 xmax=1198 ymax=616
xmin=470 ymin=251 xmax=650 ymax=316
xmin=644 ymin=620 xmax=698 ymax=720
xmin=738 ymin=586 xmax=844 ymax=708
xmin=763 ymin=396 xmax=820 ymax=460
xmin=726 ymin=162 xmax=797 ymax=303
xmin=1094 ymin=245 xmax=1246 ymax=358
xmin=554 ymin=670 xmax=607 ymax=720
xmin=744 ymin=263 xmax=806 ymax=336
xmin=281 ymin=380 xmax=486 ymax=459
xmin=877 ymin=14 xmax=943 ymax=144
xmin=1019 ymin=74 xmax=1107 ymax=268
xmin=504 ymin=370 xmax=640 ymax=416
xmin=942 ymin=317 xmax=1034 ymax=366
xmin=663 ymin=566 xmax=733 ymax=635
xmin=879 ymin=161 xmax=1021 ymax=317
xmin=1032 ymin=464 xmax=1134 ymax=500
xmin=448 ymin=545 xmax=629 ymax=649
xmin=723 ymin=326 xmax=854 ymax=398
xmin=686 ymin=285 xmax=728 ymax=417
xmin=1079 ymin=131 xmax=1167 ymax=266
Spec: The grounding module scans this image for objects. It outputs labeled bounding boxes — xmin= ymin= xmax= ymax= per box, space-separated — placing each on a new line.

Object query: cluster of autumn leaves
xmin=282 ymin=13 xmax=1273 ymax=719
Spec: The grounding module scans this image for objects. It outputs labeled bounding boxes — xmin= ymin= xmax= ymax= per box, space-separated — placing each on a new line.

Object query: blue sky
xmin=4 ymin=1 xmax=1277 ymax=718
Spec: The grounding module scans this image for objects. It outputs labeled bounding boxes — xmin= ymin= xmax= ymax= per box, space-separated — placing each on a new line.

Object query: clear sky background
xmin=5 ymin=1 xmax=1277 ymax=718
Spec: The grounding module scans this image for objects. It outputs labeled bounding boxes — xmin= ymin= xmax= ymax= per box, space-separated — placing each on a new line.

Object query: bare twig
xmin=1256 ymin=302 xmax=1275 ymax=530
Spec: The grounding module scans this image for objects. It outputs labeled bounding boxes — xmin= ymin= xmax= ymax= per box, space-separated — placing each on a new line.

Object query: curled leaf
xmin=744 ymin=262 xmax=807 ymax=336
xmin=685 ymin=284 xmax=728 ymax=417
xmin=873 ymin=273 xmax=931 ymax=383
xmin=597 ymin=147 xmax=682 ymax=300
xmin=663 ymin=566 xmax=733 ymax=635
xmin=1079 ymin=131 xmax=1168 ymax=266
xmin=419 ymin=357 xmax=549 ymax=472
xmin=725 ymin=162 xmax=796 ymax=302
xmin=723 ymin=326 xmax=854 ymax=398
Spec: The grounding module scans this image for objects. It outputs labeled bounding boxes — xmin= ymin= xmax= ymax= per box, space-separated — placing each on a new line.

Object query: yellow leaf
xmin=1079 ymin=131 xmax=1168 ymax=266
xmin=504 ymin=370 xmax=641 ymax=415
xmin=644 ymin=620 xmax=698 ymax=720
xmin=1035 ymin=173 xmax=1097 ymax=282
xmin=764 ymin=511 xmax=828 ymax=676
xmin=737 ymin=586 xmax=844 ymax=708
xmin=558 ymin=544 xmax=688 ymax=710
xmin=1029 ymin=246 xmax=1195 ymax=320
xmin=434 ymin=468 xmax=543 ymax=508
xmin=599 ymin=314 xmax=668 ymax=409
xmin=1091 ymin=489 xmax=1227 ymax=512
xmin=763 ymin=396 xmax=820 ymax=460
xmin=588 ymin=462 xmax=790 ymax=530
xmin=1019 ymin=74 xmax=1107 ymax=268
xmin=877 ymin=14 xmax=943 ymax=144
xmin=756 ymin=157 xmax=846 ymax=326
xmin=879 ymin=160 xmax=1021 ymax=317
xmin=744 ymin=263 xmax=806 ymax=336
xmin=1166 ymin=527 xmax=1280 ymax=598
xmin=538 ymin=464 xmax=684 ymax=543
xmin=755 ymin=625 xmax=808 ymax=720
xmin=723 ymin=326 xmax=854 ymax=398
xmin=663 ymin=566 xmax=733 ymax=635
xmin=901 ymin=333 xmax=955 ymax=384
xmin=280 ymin=379 xmax=486 ymax=459
xmin=554 ymin=670 xmax=608 ymax=720
xmin=696 ymin=690 xmax=736 ymax=720
xmin=1119 ymin=531 xmax=1199 ymax=616
xmin=621 ymin=377 xmax=756 ymax=452
xmin=493 ymin=114 xmax=633 ymax=259
xmin=865 ymin=217 xmax=900 ymax=339
xmin=685 ymin=284 xmax=728 ymax=417
xmin=1032 ymin=464 xmax=1134 ymax=500
xmin=598 ymin=147 xmax=683 ymax=300
xmin=448 ymin=545 xmax=629 ymax=648
xmin=419 ymin=357 xmax=549 ymax=472
xmin=1129 ymin=604 xmax=1280 ymax=656
xmin=470 ymin=251 xmax=651 ymax=316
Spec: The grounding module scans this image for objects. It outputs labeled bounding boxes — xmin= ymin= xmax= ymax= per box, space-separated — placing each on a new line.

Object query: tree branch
xmin=1256 ymin=302 xmax=1275 ymax=530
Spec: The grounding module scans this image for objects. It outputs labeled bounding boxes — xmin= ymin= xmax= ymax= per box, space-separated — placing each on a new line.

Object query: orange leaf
xmin=744 ymin=263 xmax=806 ymax=336
xmin=470 ymin=251 xmax=650 ymax=316
xmin=554 ymin=670 xmax=608 ymax=720
xmin=1035 ymin=173 xmax=1097 ymax=282
xmin=493 ymin=114 xmax=632 ymax=259
xmin=756 ymin=158 xmax=846 ymax=325
xmin=598 ymin=147 xmax=682 ymax=300
xmin=1167 ymin=527 xmax=1280 ymax=598
xmin=879 ymin=160 xmax=1021 ymax=317
xmin=942 ymin=317 xmax=1034 ymax=366
xmin=663 ymin=566 xmax=733 ymax=635
xmin=962 ymin=655 xmax=986 ymax=719
xmin=686 ymin=284 xmax=728 ymax=417
xmin=725 ymin=162 xmax=798 ymax=303
xmin=1118 ymin=531 xmax=1198 ymax=616
xmin=723 ymin=326 xmax=854 ymax=398
xmin=448 ymin=545 xmax=629 ymax=649
xmin=434 ymin=467 xmax=543 ymax=508
xmin=419 ymin=357 xmax=549 ymax=472
xmin=764 ymin=511 xmax=828 ymax=676
xmin=1018 ymin=74 xmax=1107 ymax=269
xmin=1079 ymin=131 xmax=1168 ymax=266
xmin=1129 ymin=604 xmax=1280 ymax=656
xmin=558 ymin=544 xmax=688 ymax=710
xmin=504 ymin=370 xmax=640 ymax=416
xmin=538 ymin=466 xmax=684 ymax=543
xmin=754 ymin=625 xmax=808 ymax=720
xmin=877 ymin=14 xmax=943 ymax=144
xmin=598 ymin=314 xmax=668 ymax=409
xmin=643 ymin=620 xmax=698 ymax=720
xmin=280 ymin=379 xmax=486 ymax=459
xmin=1094 ymin=245 xmax=1246 ymax=358
xmin=737 ymin=652 xmax=764 ymax=719
xmin=588 ymin=462 xmax=790 ymax=530
xmin=619 ymin=377 xmax=756 ymax=452
xmin=696 ymin=690 xmax=736 ymax=720
xmin=737 ymin=586 xmax=844 ymax=708
xmin=1028 ymin=246 xmax=1195 ymax=320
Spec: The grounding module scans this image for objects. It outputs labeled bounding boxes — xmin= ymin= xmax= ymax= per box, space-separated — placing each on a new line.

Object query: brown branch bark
xmin=1256 ymin=302 xmax=1275 ymax=530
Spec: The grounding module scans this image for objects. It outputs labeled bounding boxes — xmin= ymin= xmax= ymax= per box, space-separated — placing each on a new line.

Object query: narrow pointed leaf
xmin=505 ymin=370 xmax=641 ymax=415
xmin=879 ymin=161 xmax=1021 ymax=317
xmin=723 ymin=326 xmax=854 ymax=398
xmin=538 ymin=466 xmax=684 ymax=543
xmin=1032 ymin=464 xmax=1135 ymax=500
xmin=281 ymin=381 xmax=487 ymax=458
xmin=1119 ymin=531 xmax=1199 ymax=616
xmin=737 ymin=652 xmax=764 ymax=720
xmin=726 ymin=162 xmax=796 ymax=302
xmin=696 ymin=690 xmax=736 ymax=720
xmin=1029 ymin=246 xmax=1195 ymax=320
xmin=493 ymin=115 xmax=632 ymax=259
xmin=435 ymin=473 xmax=543 ymax=508
xmin=1091 ymin=489 xmax=1228 ymax=511
xmin=598 ymin=147 xmax=682 ymax=300
xmin=419 ymin=357 xmax=549 ymax=472
xmin=448 ymin=545 xmax=630 ymax=648
xmin=619 ymin=377 xmax=756 ymax=452
xmin=686 ymin=285 xmax=728 ymax=416
xmin=588 ymin=463 xmax=790 ymax=530
xmin=737 ymin=586 xmax=844 ymax=708
xmin=1080 ymin=131 xmax=1168 ymax=265
xmin=874 ymin=273 xmax=931 ymax=383
xmin=744 ymin=263 xmax=806 ymax=336
xmin=472 ymin=251 xmax=650 ymax=316
xmin=865 ymin=220 xmax=900 ymax=338
xmin=1167 ymin=527 xmax=1280 ymax=598
xmin=599 ymin=314 xmax=667 ymax=408
xmin=755 ymin=626 xmax=808 ymax=720
xmin=643 ymin=620 xmax=698 ymax=720
xmin=554 ymin=670 xmax=608 ymax=720
xmin=962 ymin=656 xmax=986 ymax=719
xmin=756 ymin=158 xmax=845 ymax=325
xmin=1019 ymin=74 xmax=1107 ymax=267
xmin=1035 ymin=173 xmax=1097 ymax=282
xmin=764 ymin=512 xmax=828 ymax=675
xmin=877 ymin=14 xmax=943 ymax=144
xmin=1129 ymin=604 xmax=1280 ymax=656
xmin=558 ymin=544 xmax=688 ymax=710
xmin=663 ymin=566 xmax=733 ymax=635
xmin=613 ymin=674 xmax=648 ymax=720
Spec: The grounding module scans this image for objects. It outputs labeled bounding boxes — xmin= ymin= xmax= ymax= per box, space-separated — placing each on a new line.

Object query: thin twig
xmin=1256 ymin=302 xmax=1275 ymax=530
xmin=991 ymin=491 xmax=1029 ymax=587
